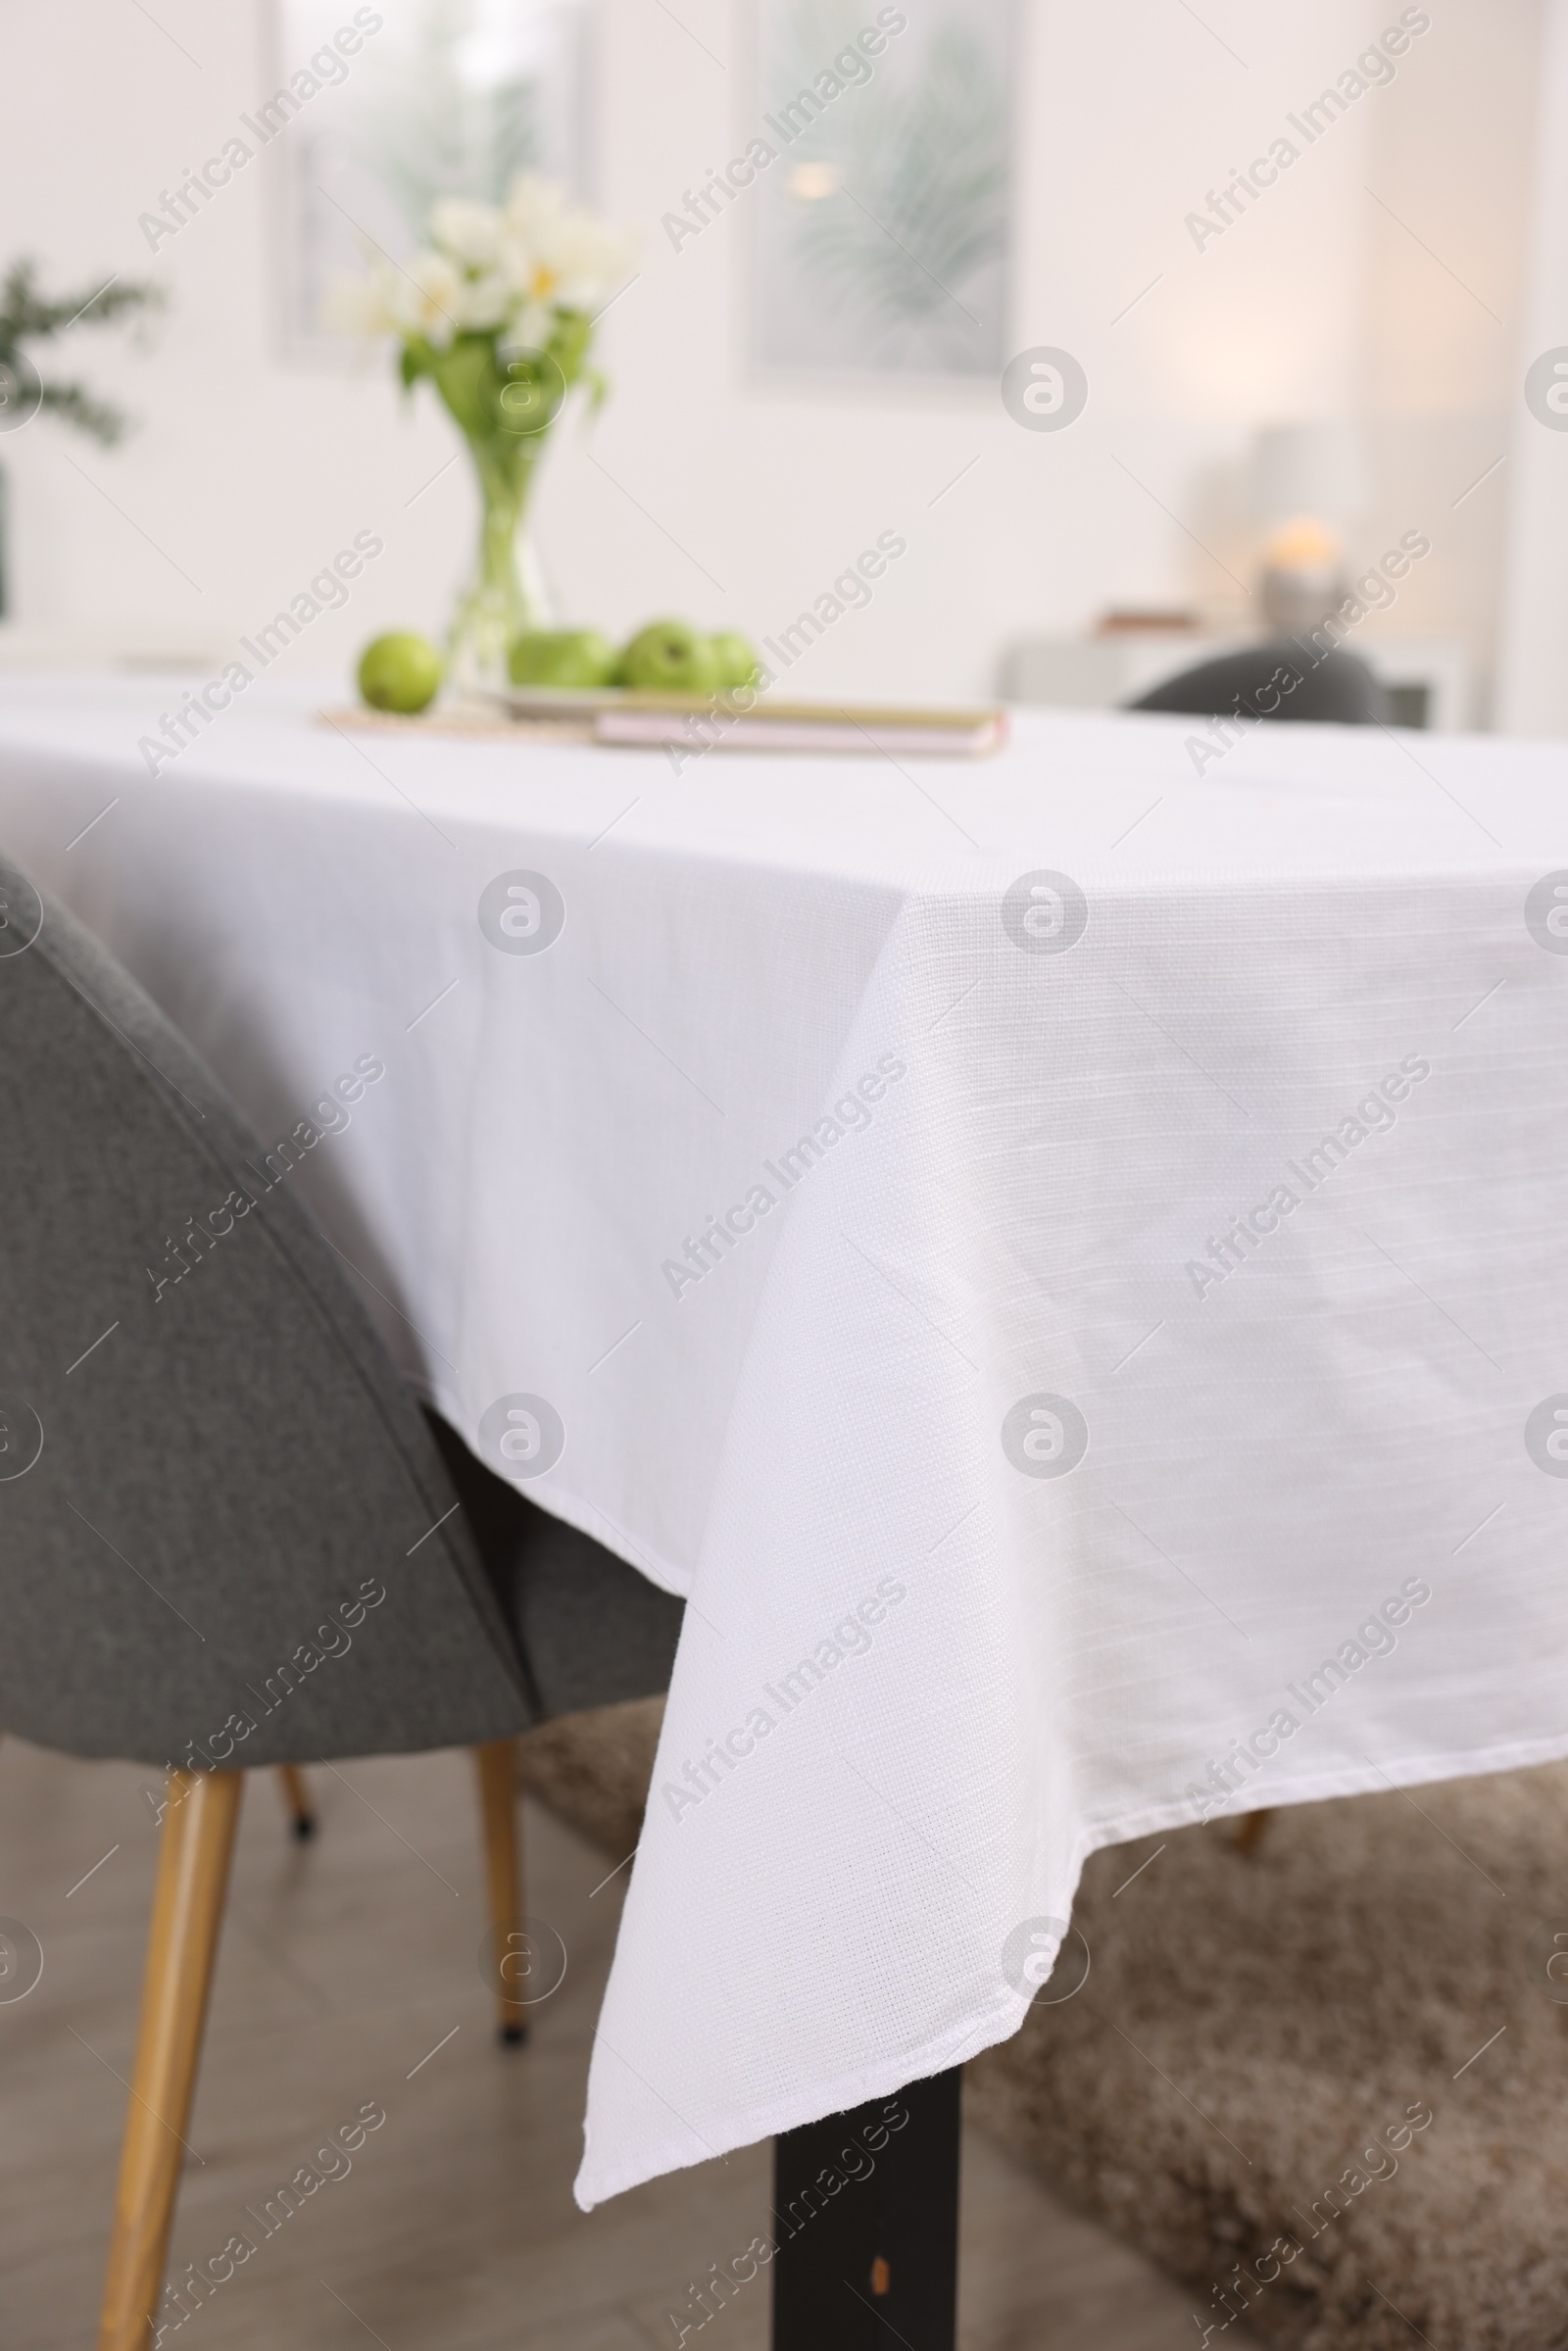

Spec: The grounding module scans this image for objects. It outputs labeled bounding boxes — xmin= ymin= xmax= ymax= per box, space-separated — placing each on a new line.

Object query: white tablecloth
xmin=3 ymin=675 xmax=1568 ymax=2208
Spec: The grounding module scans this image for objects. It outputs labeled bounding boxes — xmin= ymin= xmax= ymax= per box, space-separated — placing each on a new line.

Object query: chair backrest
xmin=1127 ymin=640 xmax=1389 ymax=725
xmin=0 ymin=856 xmax=532 ymax=1770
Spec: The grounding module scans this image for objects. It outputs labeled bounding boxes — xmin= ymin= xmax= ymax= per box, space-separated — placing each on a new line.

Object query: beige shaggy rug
xmin=516 ymin=1695 xmax=667 ymax=1864
xmin=516 ymin=1700 xmax=1568 ymax=2350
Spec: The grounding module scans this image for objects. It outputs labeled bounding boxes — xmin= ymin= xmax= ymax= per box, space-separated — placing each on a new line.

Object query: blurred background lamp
xmin=1258 ymin=514 xmax=1348 ymax=637
xmin=1252 ymin=421 xmax=1367 ymax=636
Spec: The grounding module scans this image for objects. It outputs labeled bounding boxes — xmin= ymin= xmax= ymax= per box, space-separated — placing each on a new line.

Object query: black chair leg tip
xmin=499 ymin=2021 xmax=528 ymax=2047
xmin=291 ymin=1814 xmax=318 ymax=1840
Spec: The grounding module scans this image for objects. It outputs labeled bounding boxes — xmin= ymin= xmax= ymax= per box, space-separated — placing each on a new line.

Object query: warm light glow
xmin=789 ymin=162 xmax=839 ymax=200
xmin=1263 ymin=514 xmax=1342 ymax=570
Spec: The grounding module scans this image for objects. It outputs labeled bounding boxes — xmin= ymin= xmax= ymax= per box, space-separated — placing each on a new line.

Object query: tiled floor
xmin=0 ymin=1737 xmax=1247 ymax=2349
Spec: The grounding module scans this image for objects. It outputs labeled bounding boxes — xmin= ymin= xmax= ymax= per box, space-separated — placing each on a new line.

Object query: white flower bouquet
xmin=335 ymin=173 xmax=636 ymax=687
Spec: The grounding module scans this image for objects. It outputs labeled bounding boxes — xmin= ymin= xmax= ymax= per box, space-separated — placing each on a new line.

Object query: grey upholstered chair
xmin=0 ymin=856 xmax=680 ymax=2351
xmin=1127 ymin=637 xmax=1389 ymax=725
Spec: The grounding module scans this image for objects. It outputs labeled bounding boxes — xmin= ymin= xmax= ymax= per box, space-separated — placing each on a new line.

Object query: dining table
xmin=3 ymin=669 xmax=1568 ymax=2346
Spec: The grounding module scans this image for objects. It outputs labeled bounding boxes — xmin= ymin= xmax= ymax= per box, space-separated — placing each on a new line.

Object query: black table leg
xmin=771 ymin=2068 xmax=961 ymax=2351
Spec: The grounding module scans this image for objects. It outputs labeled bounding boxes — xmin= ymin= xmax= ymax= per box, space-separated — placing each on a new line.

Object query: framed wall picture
xmin=270 ymin=0 xmax=591 ymax=362
xmin=749 ymin=0 xmax=1013 ymax=382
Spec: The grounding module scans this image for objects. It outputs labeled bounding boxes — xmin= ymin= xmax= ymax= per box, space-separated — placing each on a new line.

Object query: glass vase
xmin=446 ymin=438 xmax=553 ymax=694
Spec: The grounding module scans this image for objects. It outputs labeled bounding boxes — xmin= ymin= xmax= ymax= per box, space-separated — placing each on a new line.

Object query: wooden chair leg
xmin=473 ymin=1738 xmax=527 ymax=2046
xmin=1231 ymin=1806 xmax=1274 ymax=1856
xmin=275 ymin=1763 xmax=317 ymax=1839
xmin=98 ymin=1768 xmax=244 ymax=2351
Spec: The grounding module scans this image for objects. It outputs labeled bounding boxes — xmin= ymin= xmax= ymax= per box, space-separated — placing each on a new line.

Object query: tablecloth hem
xmin=1066 ymin=1720 xmax=1568 ymax=1862
xmin=417 ymin=1375 xmax=693 ymax=1599
xmin=574 ymin=1719 xmax=1568 ymax=2209
xmin=571 ymin=1988 xmax=1028 ymax=2211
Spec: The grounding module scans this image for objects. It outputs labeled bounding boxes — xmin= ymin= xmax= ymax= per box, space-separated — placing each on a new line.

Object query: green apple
xmin=620 ymin=618 xmax=720 ymax=697
xmin=509 ymin=628 xmax=619 ymax=689
xmin=358 ymin=632 xmax=443 ymax=714
xmin=710 ymin=631 xmax=762 ymax=691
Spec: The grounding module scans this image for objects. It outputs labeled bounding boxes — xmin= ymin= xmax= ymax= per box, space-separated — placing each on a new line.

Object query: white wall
xmin=1358 ymin=0 xmax=1540 ymax=708
xmin=1497 ymin=0 xmax=1568 ymax=733
xmin=0 ymin=0 xmax=1543 ymax=707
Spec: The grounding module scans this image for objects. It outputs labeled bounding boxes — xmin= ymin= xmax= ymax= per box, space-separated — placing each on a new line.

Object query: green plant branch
xmin=0 ymin=258 xmax=165 ymax=445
